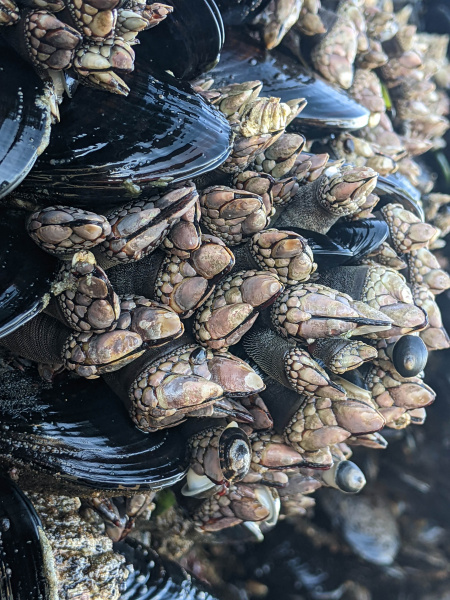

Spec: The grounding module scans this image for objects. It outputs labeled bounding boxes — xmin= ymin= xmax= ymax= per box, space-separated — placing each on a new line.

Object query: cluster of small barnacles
xmin=1 ymin=1 xmax=450 ymax=598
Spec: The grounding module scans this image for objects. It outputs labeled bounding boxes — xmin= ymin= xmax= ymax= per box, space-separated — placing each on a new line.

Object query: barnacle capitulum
xmin=271 ymin=282 xmax=393 ymax=341
xmin=192 ymin=483 xmax=280 ymax=534
xmin=27 ymin=205 xmax=112 ymax=258
xmin=248 ymin=229 xmax=317 ymax=284
xmin=412 ymin=284 xmax=450 ymax=351
xmin=105 ymin=234 xmax=235 ymax=319
xmin=365 ymin=362 xmax=436 ymax=427
xmin=51 ymin=250 xmax=120 ymax=333
xmin=407 ymin=247 xmax=450 ymax=295
xmin=283 ymin=394 xmax=385 ymax=460
xmin=233 ymin=169 xmax=275 ymax=217
xmin=116 ymin=295 xmax=184 ymax=346
xmin=83 ymin=493 xmax=155 ymax=542
xmin=155 ymin=236 xmax=235 ymax=317
xmin=319 ymin=265 xmax=429 ymax=337
xmin=103 ymin=336 xmax=264 ymax=431
xmin=97 ymin=185 xmax=198 ymax=267
xmin=309 ymin=338 xmax=378 ymax=375
xmin=200 ymin=185 xmax=269 ymax=245
xmin=194 ymin=269 xmax=283 ymax=349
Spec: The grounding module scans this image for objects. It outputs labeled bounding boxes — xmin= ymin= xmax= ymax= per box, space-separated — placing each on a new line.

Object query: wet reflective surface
xmin=0 ymin=208 xmax=58 ymax=338
xmin=0 ymin=48 xmax=51 ymax=199
xmin=0 ymin=373 xmax=188 ymax=491
xmin=19 ymin=56 xmax=232 ymax=208
xmin=211 ymin=30 xmax=370 ymax=138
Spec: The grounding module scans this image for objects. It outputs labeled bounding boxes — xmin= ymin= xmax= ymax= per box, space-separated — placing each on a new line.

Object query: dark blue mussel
xmin=210 ymin=29 xmax=370 ymax=138
xmin=215 ymin=0 xmax=271 ymax=25
xmin=118 ymin=538 xmax=219 ymax=600
xmin=141 ymin=0 xmax=224 ymax=80
xmin=375 ymin=174 xmax=424 ymax=220
xmin=0 ymin=47 xmax=52 ymax=200
xmin=0 ymin=207 xmax=58 ymax=339
xmin=283 ymin=219 xmax=387 ymax=269
xmin=0 ymin=476 xmax=52 ymax=600
xmin=326 ymin=219 xmax=389 ymax=263
xmin=283 ymin=227 xmax=354 ymax=268
xmin=16 ymin=53 xmax=232 ymax=208
xmin=0 ymin=370 xmax=188 ymax=492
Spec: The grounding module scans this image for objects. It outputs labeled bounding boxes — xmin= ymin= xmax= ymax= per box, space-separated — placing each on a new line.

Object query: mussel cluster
xmin=0 ymin=0 xmax=449 ymax=598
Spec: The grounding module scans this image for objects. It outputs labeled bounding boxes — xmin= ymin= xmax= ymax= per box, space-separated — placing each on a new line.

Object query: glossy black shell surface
xmin=18 ymin=57 xmax=232 ymax=208
xmin=282 ymin=226 xmax=354 ymax=268
xmin=0 ymin=48 xmax=51 ymax=199
xmin=326 ymin=219 xmax=389 ymax=264
xmin=117 ymin=538 xmax=219 ymax=600
xmin=211 ymin=29 xmax=370 ymax=137
xmin=0 ymin=476 xmax=51 ymax=600
xmin=215 ymin=0 xmax=271 ymax=25
xmin=0 ymin=371 xmax=188 ymax=491
xmin=0 ymin=208 xmax=58 ymax=339
xmin=392 ymin=335 xmax=428 ymax=378
xmin=376 ymin=174 xmax=424 ymax=220
xmin=141 ymin=0 xmax=224 ymax=80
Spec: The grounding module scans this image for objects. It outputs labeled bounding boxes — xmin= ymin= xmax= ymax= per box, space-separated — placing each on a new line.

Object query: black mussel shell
xmin=207 ymin=0 xmax=226 ymax=50
xmin=376 ymin=174 xmax=424 ymax=220
xmin=211 ymin=29 xmax=369 ymax=137
xmin=0 ymin=476 xmax=51 ymax=600
xmin=140 ymin=0 xmax=224 ymax=81
xmin=17 ymin=58 xmax=232 ymax=208
xmin=0 ymin=47 xmax=52 ymax=200
xmin=392 ymin=335 xmax=428 ymax=378
xmin=280 ymin=226 xmax=354 ymax=269
xmin=215 ymin=0 xmax=271 ymax=25
xmin=117 ymin=538 xmax=219 ymax=600
xmin=340 ymin=365 xmax=370 ymax=390
xmin=0 ymin=208 xmax=58 ymax=339
xmin=326 ymin=219 xmax=389 ymax=264
xmin=0 ymin=371 xmax=187 ymax=491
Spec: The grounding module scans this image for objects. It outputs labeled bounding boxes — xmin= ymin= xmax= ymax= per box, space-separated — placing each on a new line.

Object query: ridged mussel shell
xmin=326 ymin=219 xmax=389 ymax=264
xmin=0 ymin=207 xmax=58 ymax=339
xmin=0 ymin=370 xmax=187 ymax=492
xmin=281 ymin=220 xmax=388 ymax=270
xmin=211 ymin=29 xmax=370 ymax=137
xmin=376 ymin=174 xmax=424 ymax=220
xmin=0 ymin=476 xmax=53 ymax=600
xmin=17 ymin=57 xmax=232 ymax=208
xmin=0 ymin=476 xmax=52 ymax=600
xmin=281 ymin=227 xmax=353 ymax=269
xmin=117 ymin=538 xmax=219 ymax=600
xmin=0 ymin=47 xmax=52 ymax=200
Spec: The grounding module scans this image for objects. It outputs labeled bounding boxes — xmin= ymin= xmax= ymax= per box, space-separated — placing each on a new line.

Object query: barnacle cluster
xmin=0 ymin=0 xmax=173 ymax=97
xmin=0 ymin=0 xmax=449 ymax=598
